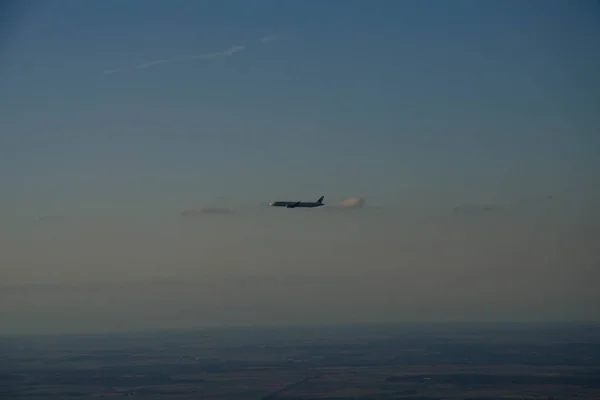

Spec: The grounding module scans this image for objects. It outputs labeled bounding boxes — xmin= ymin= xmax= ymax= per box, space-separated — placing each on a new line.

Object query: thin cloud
xmin=339 ymin=197 xmax=366 ymax=209
xmin=135 ymin=59 xmax=170 ymax=69
xmin=514 ymin=194 xmax=555 ymax=207
xmin=103 ymin=44 xmax=247 ymax=75
xmin=318 ymin=197 xmax=368 ymax=214
xmin=260 ymin=34 xmax=280 ymax=43
xmin=193 ymin=45 xmax=245 ymax=59
xmin=324 ymin=197 xmax=367 ymax=210
xmin=452 ymin=195 xmax=556 ymax=216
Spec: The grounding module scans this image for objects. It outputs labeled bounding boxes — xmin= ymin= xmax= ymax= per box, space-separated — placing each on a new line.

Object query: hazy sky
xmin=1 ymin=1 xmax=599 ymax=334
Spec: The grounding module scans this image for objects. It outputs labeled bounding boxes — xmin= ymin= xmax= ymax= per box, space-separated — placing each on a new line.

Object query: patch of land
xmin=1 ymin=323 xmax=599 ymax=399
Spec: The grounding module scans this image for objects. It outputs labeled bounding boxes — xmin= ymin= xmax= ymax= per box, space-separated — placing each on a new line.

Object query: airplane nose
xmin=269 ymin=202 xmax=275 ymax=206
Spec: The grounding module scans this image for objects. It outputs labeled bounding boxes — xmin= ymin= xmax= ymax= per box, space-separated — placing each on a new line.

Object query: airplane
xmin=269 ymin=196 xmax=325 ymax=208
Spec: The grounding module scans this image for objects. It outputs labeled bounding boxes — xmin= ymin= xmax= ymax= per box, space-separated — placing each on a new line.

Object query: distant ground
xmin=1 ymin=322 xmax=599 ymax=399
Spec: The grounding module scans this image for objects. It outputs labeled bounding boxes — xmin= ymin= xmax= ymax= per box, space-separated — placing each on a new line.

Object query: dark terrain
xmin=1 ymin=323 xmax=599 ymax=399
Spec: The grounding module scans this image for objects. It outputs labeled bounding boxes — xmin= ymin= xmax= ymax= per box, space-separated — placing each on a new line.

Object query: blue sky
xmin=2 ymin=0 xmax=599 ymax=215
xmin=1 ymin=1 xmax=599 ymax=331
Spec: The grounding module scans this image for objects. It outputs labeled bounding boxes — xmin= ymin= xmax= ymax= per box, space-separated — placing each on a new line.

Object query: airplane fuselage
xmin=269 ymin=196 xmax=325 ymax=209
xmin=269 ymin=201 xmax=324 ymax=208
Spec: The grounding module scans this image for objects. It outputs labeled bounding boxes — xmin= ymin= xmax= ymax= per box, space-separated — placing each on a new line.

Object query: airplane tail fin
xmin=317 ymin=196 xmax=324 ymax=204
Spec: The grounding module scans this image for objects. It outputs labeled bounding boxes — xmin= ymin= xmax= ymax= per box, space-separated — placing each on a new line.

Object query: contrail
xmin=102 ymin=34 xmax=279 ymax=75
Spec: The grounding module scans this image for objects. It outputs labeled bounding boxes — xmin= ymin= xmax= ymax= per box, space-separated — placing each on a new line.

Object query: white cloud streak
xmin=193 ymin=45 xmax=245 ymax=59
xmin=103 ymin=68 xmax=121 ymax=75
xmin=260 ymin=34 xmax=279 ymax=43
xmin=135 ymin=59 xmax=170 ymax=69
xmin=102 ymin=35 xmax=278 ymax=75
xmin=339 ymin=197 xmax=366 ymax=209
